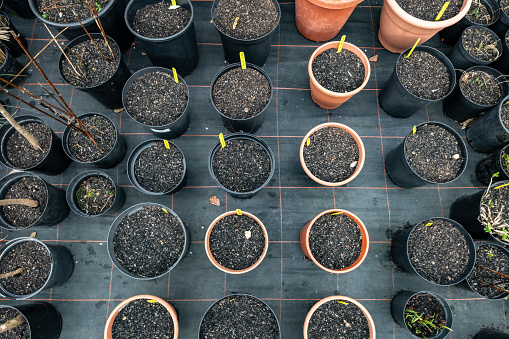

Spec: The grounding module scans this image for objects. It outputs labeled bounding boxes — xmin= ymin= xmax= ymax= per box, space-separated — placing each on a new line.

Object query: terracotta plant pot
xmin=205 ymin=210 xmax=269 ymax=274
xmin=300 ymin=209 xmax=369 ymax=273
xmin=295 ymin=0 xmax=364 ymax=42
xmin=300 ymin=122 xmax=365 ymax=186
xmin=104 ymin=295 xmax=178 ymax=339
xmin=303 ymin=295 xmax=376 ymax=338
xmin=378 ymin=0 xmax=472 ymax=53
xmin=308 ymin=41 xmax=371 ymax=109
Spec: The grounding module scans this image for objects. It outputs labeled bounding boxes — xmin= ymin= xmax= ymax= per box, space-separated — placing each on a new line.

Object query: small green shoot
xmin=405 ymin=308 xmax=451 ymax=337
xmin=95 ymin=2 xmax=102 ymax=11
xmin=42 ymin=13 xmax=47 ymax=18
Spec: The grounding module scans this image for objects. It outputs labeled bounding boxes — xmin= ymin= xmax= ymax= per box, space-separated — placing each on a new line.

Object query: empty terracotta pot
xmin=378 ymin=0 xmax=472 ymax=53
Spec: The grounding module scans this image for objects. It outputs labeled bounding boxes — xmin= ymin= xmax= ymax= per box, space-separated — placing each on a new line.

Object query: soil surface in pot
xmin=405 ymin=293 xmax=446 ymax=337
xmin=0 ymin=241 xmax=51 ymax=296
xmin=212 ymin=139 xmax=271 ymax=193
xmin=465 ymin=1 xmax=493 ymax=24
xmin=394 ymin=0 xmax=463 ymax=21
xmin=407 ymin=219 xmax=470 ymax=284
xmin=125 ymin=71 xmax=188 ymax=126
xmin=209 ymin=214 xmax=265 ymax=270
xmin=212 ymin=67 xmax=271 ymax=119
xmin=113 ymin=205 xmax=185 ymax=278
xmin=37 ymin=0 xmax=110 ymax=23
xmin=0 ymin=307 xmax=29 ymax=338
xmin=133 ymin=141 xmax=184 ymax=193
xmin=467 ymin=244 xmax=509 ymax=298
xmin=462 ymin=27 xmax=500 ymax=62
xmin=111 ymin=299 xmax=174 ymax=339
xmin=460 ymin=70 xmax=501 ymax=106
xmin=200 ymin=295 xmax=279 ymax=339
xmin=67 ymin=114 xmax=116 ymax=162
xmin=397 ymin=50 xmax=451 ymax=100
xmin=214 ymin=0 xmax=278 ymax=40
xmin=303 ymin=127 xmax=359 ymax=183
xmin=5 ymin=122 xmax=51 ymax=169
xmin=61 ymin=37 xmax=120 ymax=88
xmin=405 ymin=124 xmax=464 ymax=183
xmin=500 ymin=101 xmax=509 ymax=129
xmin=480 ymin=182 xmax=509 ymax=243
xmin=311 ymin=49 xmax=365 ymax=93
xmin=76 ymin=175 xmax=115 ymax=215
xmin=309 ymin=213 xmax=362 ymax=270
xmin=133 ymin=1 xmax=191 ymax=38
xmin=307 ymin=300 xmax=369 ymax=338
xmin=502 ymin=0 xmax=509 ymax=15
xmin=2 ymin=177 xmax=47 ymax=228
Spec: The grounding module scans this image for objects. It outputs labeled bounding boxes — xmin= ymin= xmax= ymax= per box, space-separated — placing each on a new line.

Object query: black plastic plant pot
xmin=379 ymin=46 xmax=456 ymax=118
xmin=211 ymin=0 xmax=281 ymax=67
xmin=199 ymin=294 xmax=281 ymax=339
xmin=0 ymin=303 xmax=62 ymax=339
xmin=0 ymin=172 xmax=70 ymax=231
xmin=122 ymin=67 xmax=190 ymax=139
xmin=490 ymin=29 xmax=509 ymax=75
xmin=127 ymin=139 xmax=187 ymax=196
xmin=391 ymin=290 xmax=452 ymax=339
xmin=0 ymin=237 xmax=74 ymax=300
xmin=58 ymin=34 xmax=131 ymax=109
xmin=210 ymin=63 xmax=273 ymax=133
xmin=125 ymin=0 xmax=199 ymax=76
xmin=443 ymin=66 xmax=508 ymax=122
xmin=4 ymin=0 xmax=35 ymax=18
xmin=475 ymin=144 xmax=509 ymax=185
xmin=66 ymin=170 xmax=126 ymax=217
xmin=0 ymin=115 xmax=71 ymax=175
xmin=28 ymin=0 xmax=134 ymax=52
xmin=475 ymin=329 xmax=509 ymax=338
xmin=490 ymin=4 xmax=509 ymax=38
xmin=439 ymin=0 xmax=500 ymax=45
xmin=107 ymin=202 xmax=190 ymax=280
xmin=385 ymin=122 xmax=468 ymax=188
xmin=0 ymin=11 xmax=28 ymax=58
xmin=391 ymin=218 xmax=476 ymax=286
xmin=466 ymin=94 xmax=509 ymax=152
xmin=62 ymin=112 xmax=126 ymax=169
xmin=208 ymin=132 xmax=275 ymax=199
xmin=447 ymin=26 xmax=503 ymax=70
xmin=0 ymin=42 xmax=27 ymax=89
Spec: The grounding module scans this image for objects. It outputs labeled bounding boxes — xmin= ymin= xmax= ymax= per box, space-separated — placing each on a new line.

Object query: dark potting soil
xmin=212 ymin=139 xmax=271 ymax=193
xmin=2 ymin=177 xmax=47 ymax=228
xmin=212 ymin=67 xmax=271 ymax=119
xmin=133 ymin=141 xmax=184 ymax=193
xmin=60 ymin=37 xmax=120 ymax=88
xmin=125 ymin=71 xmax=188 ymax=126
xmin=462 ymin=27 xmax=500 ymax=62
xmin=76 ymin=175 xmax=115 ymax=215
xmin=465 ymin=1 xmax=493 ymax=24
xmin=394 ymin=0 xmax=463 ymax=21
xmin=5 ymin=122 xmax=51 ymax=169
xmin=405 ymin=124 xmax=464 ymax=183
xmin=133 ymin=1 xmax=191 ymax=38
xmin=407 ymin=219 xmax=470 ymax=284
xmin=67 ymin=115 xmax=116 ymax=162
xmin=502 ymin=0 xmax=509 ymax=15
xmin=501 ymin=101 xmax=509 ymax=130
xmin=0 ymin=307 xmax=29 ymax=339
xmin=303 ymin=127 xmax=359 ymax=183
xmin=405 ymin=293 xmax=446 ymax=337
xmin=0 ymin=241 xmax=51 ymax=296
xmin=467 ymin=244 xmax=509 ymax=298
xmin=111 ymin=299 xmax=174 ymax=339
xmin=214 ymin=0 xmax=279 ymax=40
xmin=199 ymin=295 xmax=279 ymax=339
xmin=307 ymin=300 xmax=370 ymax=338
xmin=460 ymin=70 xmax=501 ymax=106
xmin=113 ymin=206 xmax=185 ymax=278
xmin=481 ymin=182 xmax=509 ymax=243
xmin=397 ymin=50 xmax=451 ymax=100
xmin=37 ymin=0 xmax=110 ymax=23
xmin=309 ymin=213 xmax=362 ymax=270
xmin=311 ymin=49 xmax=365 ymax=93
xmin=209 ymin=214 xmax=265 ymax=270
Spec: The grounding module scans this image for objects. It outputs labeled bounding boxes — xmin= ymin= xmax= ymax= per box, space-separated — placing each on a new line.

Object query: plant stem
xmin=0 ymin=314 xmax=25 ymax=334
xmin=0 ymin=103 xmax=42 ymax=151
xmin=0 ymin=199 xmax=39 ymax=208
xmin=477 ymin=264 xmax=509 ymax=280
xmin=479 ymin=280 xmax=509 ymax=294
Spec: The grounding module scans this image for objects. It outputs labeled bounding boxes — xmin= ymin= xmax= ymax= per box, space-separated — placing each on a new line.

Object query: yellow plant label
xmin=331 ymin=212 xmax=343 ymax=216
xmin=233 ymin=16 xmax=239 ymax=29
xmin=337 ymin=35 xmax=346 ymax=53
xmin=172 ymin=67 xmax=179 ymax=83
xmin=236 ymin=209 xmax=242 ymax=215
xmin=337 ymin=301 xmax=348 ymax=305
xmin=147 ymin=300 xmax=158 ymax=303
xmin=406 ymin=38 xmax=421 ymax=58
xmin=219 ymin=133 xmax=226 ymax=148
xmin=435 ymin=2 xmax=450 ymax=21
xmin=162 ymin=208 xmax=169 ymax=214
xmin=425 ymin=222 xmax=433 ymax=227
xmin=163 ymin=140 xmax=170 ymax=149
xmin=495 ymin=183 xmax=509 ymax=189
xmin=171 ymin=0 xmax=177 ymax=6
xmin=306 ymin=138 xmax=310 ymax=147
xmin=240 ymin=52 xmax=246 ymax=69
xmin=412 ymin=126 xmax=416 ymax=134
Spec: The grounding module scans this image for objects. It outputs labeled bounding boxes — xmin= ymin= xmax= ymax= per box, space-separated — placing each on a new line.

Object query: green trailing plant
xmin=479 ymin=173 xmax=509 ymax=243
xmin=404 ymin=308 xmax=452 ymax=338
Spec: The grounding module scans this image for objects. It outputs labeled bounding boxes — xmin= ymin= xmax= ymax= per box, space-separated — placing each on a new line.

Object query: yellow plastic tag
xmin=337 ymin=35 xmax=346 ymax=53
xmin=412 ymin=126 xmax=417 ymax=134
xmin=406 ymin=38 xmax=421 ymax=58
xmin=219 ymin=133 xmax=226 ymax=149
xmin=306 ymin=138 xmax=310 ymax=147
xmin=172 ymin=67 xmax=179 ymax=83
xmin=236 ymin=209 xmax=242 ymax=215
xmin=435 ymin=2 xmax=450 ymax=21
xmin=331 ymin=212 xmax=343 ymax=216
xmin=147 ymin=300 xmax=158 ymax=303
xmin=337 ymin=301 xmax=348 ymax=305
xmin=425 ymin=222 xmax=433 ymax=227
xmin=233 ymin=16 xmax=239 ymax=29
xmin=163 ymin=140 xmax=171 ymax=149
xmin=495 ymin=183 xmax=509 ymax=189
xmin=171 ymin=0 xmax=177 ymax=6
xmin=162 ymin=208 xmax=169 ymax=214
xmin=240 ymin=52 xmax=246 ymax=69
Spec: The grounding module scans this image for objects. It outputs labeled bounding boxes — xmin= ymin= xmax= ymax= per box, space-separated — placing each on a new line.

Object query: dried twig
xmin=0 ymin=103 xmax=42 ymax=151
xmin=0 ymin=268 xmax=23 ymax=280
xmin=0 ymin=199 xmax=39 ymax=208
xmin=0 ymin=313 xmax=25 ymax=334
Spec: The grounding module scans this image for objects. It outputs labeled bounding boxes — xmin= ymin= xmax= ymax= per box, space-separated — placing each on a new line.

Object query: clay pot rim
xmin=305 ymin=0 xmax=365 ymax=10
xmin=205 ymin=210 xmax=269 ymax=274
xmin=308 ymin=41 xmax=371 ymax=98
xmin=104 ymin=295 xmax=179 ymax=339
xmin=299 ymin=122 xmax=365 ymax=186
xmin=303 ymin=295 xmax=376 ymax=338
xmin=302 ymin=209 xmax=370 ymax=274
xmin=385 ymin=0 xmax=473 ymax=29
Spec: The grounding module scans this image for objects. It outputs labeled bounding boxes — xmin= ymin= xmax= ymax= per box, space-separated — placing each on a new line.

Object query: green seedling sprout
xmin=479 ymin=173 xmax=509 ymax=243
xmin=405 ymin=308 xmax=452 ymax=337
